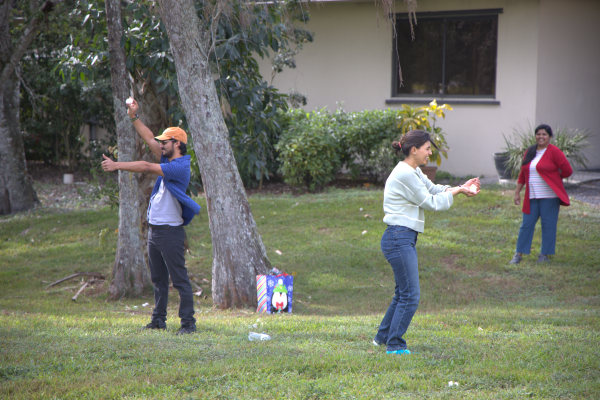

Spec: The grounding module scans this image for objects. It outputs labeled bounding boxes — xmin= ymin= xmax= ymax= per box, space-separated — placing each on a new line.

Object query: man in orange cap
xmin=102 ymin=98 xmax=201 ymax=335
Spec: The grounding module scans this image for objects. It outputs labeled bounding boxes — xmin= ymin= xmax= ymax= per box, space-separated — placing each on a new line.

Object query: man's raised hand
xmin=126 ymin=97 xmax=139 ymax=118
xmin=101 ymin=154 xmax=117 ymax=172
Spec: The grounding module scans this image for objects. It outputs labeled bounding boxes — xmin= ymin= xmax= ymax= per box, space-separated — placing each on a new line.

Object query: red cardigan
xmin=517 ymin=144 xmax=573 ymax=214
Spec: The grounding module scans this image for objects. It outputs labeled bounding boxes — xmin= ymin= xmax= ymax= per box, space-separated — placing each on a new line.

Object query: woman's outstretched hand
xmin=462 ymin=177 xmax=480 ymax=197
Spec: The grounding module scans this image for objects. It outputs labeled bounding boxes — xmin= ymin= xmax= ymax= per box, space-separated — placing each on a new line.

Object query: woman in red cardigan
xmin=509 ymin=124 xmax=572 ymax=264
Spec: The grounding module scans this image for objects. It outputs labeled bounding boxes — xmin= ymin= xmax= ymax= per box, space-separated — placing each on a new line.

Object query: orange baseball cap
xmin=155 ymin=127 xmax=187 ymax=144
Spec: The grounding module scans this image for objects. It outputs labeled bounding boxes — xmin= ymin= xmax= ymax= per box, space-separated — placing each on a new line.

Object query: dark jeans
xmin=148 ymin=225 xmax=196 ymax=328
xmin=375 ymin=225 xmax=420 ymax=351
xmin=516 ymin=198 xmax=561 ymax=255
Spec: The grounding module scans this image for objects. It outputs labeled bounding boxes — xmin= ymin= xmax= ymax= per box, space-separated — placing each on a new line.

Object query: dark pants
xmin=148 ymin=225 xmax=196 ymax=328
xmin=516 ymin=198 xmax=561 ymax=255
xmin=375 ymin=225 xmax=420 ymax=351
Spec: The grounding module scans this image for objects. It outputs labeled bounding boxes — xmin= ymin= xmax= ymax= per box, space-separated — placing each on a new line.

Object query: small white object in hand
xmin=142 ymin=303 xmax=149 ymax=307
xmin=470 ymin=184 xmax=477 ymax=193
xmin=126 ymin=98 xmax=133 ymax=105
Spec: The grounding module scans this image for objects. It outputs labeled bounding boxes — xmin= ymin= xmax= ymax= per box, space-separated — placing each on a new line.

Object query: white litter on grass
xmin=360 ymin=208 xmax=363 ymax=211
xmin=448 ymin=381 xmax=459 ymax=387
xmin=275 ymin=250 xmax=282 ymax=255
xmin=478 ymin=327 xmax=483 ymax=331
xmin=362 ymin=230 xmax=367 ymax=235
xmin=133 ymin=306 xmax=138 ymax=309
xmin=142 ymin=303 xmax=149 ymax=307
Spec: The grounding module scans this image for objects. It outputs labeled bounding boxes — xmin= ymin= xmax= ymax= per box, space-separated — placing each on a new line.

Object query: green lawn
xmin=1 ymin=185 xmax=599 ymax=399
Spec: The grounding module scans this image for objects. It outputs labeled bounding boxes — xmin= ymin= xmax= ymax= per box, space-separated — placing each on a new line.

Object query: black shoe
xmin=537 ymin=254 xmax=550 ymax=263
xmin=509 ymin=253 xmax=522 ymax=264
xmin=176 ymin=325 xmax=196 ymax=335
xmin=143 ymin=320 xmax=166 ymax=330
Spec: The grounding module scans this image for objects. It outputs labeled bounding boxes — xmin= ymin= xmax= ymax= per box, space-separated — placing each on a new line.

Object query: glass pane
xmin=396 ymin=19 xmax=444 ymax=95
xmin=445 ymin=18 xmax=497 ymax=95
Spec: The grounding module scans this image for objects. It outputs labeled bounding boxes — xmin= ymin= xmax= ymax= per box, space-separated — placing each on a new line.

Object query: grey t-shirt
xmin=148 ymin=179 xmax=183 ymax=226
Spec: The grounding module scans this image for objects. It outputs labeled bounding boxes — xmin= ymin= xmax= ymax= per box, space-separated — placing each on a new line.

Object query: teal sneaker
xmin=386 ymin=349 xmax=411 ymax=355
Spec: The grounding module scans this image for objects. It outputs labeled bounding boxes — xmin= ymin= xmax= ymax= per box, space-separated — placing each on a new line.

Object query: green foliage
xmin=275 ymin=109 xmax=341 ymax=191
xmin=360 ymin=139 xmax=399 ymax=183
xmin=57 ymin=0 xmax=312 ymax=189
xmin=338 ymin=108 xmax=403 ymax=180
xmin=186 ymin=144 xmax=204 ymax=197
xmin=19 ymin=0 xmax=115 ymax=169
xmin=502 ymin=124 xmax=592 ymax=179
xmin=276 ymin=101 xmax=453 ymax=186
xmin=397 ymin=100 xmax=452 ymax=166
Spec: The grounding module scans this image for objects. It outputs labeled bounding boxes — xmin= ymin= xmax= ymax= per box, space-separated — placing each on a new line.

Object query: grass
xmin=1 ymin=185 xmax=599 ymax=399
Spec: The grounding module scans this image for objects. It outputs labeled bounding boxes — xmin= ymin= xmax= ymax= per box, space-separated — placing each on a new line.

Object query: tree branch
xmin=0 ymin=1 xmax=54 ymax=90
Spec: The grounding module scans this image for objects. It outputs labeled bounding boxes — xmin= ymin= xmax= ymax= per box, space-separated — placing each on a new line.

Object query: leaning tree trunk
xmin=157 ymin=0 xmax=271 ymax=309
xmin=105 ymin=0 xmax=150 ymax=298
xmin=0 ymin=0 xmax=39 ymax=215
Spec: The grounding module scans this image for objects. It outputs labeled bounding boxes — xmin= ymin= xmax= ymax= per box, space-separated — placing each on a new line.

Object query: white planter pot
xmin=63 ymin=173 xmax=74 ymax=184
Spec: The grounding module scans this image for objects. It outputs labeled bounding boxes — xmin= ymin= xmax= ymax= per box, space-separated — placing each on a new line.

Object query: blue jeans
xmin=375 ymin=225 xmax=420 ymax=351
xmin=516 ymin=198 xmax=560 ymax=255
xmin=148 ymin=225 xmax=196 ymax=328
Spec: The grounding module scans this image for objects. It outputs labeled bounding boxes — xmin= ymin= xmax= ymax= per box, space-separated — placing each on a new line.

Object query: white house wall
xmin=257 ymin=0 xmax=577 ymax=176
xmin=535 ymin=0 xmax=600 ymax=169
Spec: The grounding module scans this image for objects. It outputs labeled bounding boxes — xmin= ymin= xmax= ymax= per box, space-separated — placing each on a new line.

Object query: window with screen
xmin=393 ymin=10 xmax=500 ymax=98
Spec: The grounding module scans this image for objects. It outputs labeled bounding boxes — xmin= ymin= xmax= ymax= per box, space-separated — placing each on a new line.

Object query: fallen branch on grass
xmin=45 ymin=272 xmax=105 ymax=289
xmin=72 ymin=281 xmax=90 ymax=301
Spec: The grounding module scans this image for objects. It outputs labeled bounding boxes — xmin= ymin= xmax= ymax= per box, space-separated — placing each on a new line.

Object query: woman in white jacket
xmin=373 ymin=130 xmax=480 ymax=354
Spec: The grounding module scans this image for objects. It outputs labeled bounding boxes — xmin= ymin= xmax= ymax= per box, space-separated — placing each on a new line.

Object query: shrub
xmin=275 ymin=110 xmax=341 ymax=191
xmin=275 ymin=100 xmax=453 ymax=187
xmin=360 ymin=139 xmax=400 ymax=183
xmin=339 ymin=109 xmax=403 ymax=180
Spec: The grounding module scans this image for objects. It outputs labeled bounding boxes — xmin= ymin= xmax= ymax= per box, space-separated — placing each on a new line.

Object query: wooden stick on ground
xmin=45 ymin=272 xmax=105 ymax=289
xmin=71 ymin=281 xmax=90 ymax=301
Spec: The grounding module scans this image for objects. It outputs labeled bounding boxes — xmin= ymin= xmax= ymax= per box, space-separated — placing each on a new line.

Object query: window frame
xmin=389 ymin=8 xmax=503 ymax=104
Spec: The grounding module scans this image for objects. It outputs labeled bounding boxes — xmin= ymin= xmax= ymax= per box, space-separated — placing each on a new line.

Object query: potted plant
xmin=493 ymin=151 xmax=513 ymax=180
xmin=397 ymin=100 xmax=452 ymax=181
xmin=500 ymin=124 xmax=592 ymax=179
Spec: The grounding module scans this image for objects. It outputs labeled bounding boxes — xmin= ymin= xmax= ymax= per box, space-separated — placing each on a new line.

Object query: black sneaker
xmin=537 ymin=254 xmax=550 ymax=263
xmin=143 ymin=320 xmax=166 ymax=330
xmin=509 ymin=253 xmax=522 ymax=264
xmin=176 ymin=325 xmax=196 ymax=335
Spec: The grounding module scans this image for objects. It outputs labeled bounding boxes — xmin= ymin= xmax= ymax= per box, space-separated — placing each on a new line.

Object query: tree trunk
xmin=157 ymin=0 xmax=271 ymax=309
xmin=0 ymin=0 xmax=37 ymax=215
xmin=105 ymin=0 xmax=150 ymax=298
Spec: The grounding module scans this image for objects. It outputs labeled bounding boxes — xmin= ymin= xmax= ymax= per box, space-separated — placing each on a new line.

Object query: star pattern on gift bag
xmin=268 ymin=280 xmax=275 ymax=288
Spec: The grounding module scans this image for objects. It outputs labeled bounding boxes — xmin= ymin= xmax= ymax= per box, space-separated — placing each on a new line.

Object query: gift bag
xmin=256 ymin=274 xmax=293 ymax=314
